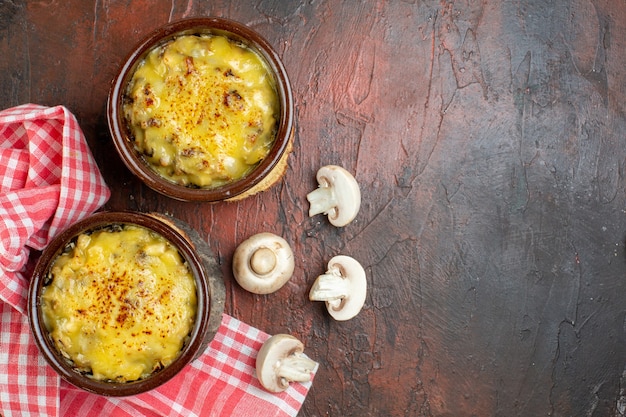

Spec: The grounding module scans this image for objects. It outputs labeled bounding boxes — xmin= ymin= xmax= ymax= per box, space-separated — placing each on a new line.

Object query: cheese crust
xmin=123 ymin=34 xmax=279 ymax=188
xmin=41 ymin=225 xmax=197 ymax=382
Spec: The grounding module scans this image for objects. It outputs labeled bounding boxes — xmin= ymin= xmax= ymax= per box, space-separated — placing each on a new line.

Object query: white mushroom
xmin=309 ymin=255 xmax=366 ymax=321
xmin=256 ymin=334 xmax=318 ymax=393
xmin=306 ymin=165 xmax=361 ymax=227
xmin=232 ymin=233 xmax=295 ymax=294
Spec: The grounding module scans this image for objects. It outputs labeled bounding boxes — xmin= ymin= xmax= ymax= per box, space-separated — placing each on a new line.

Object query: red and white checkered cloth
xmin=0 ymin=104 xmax=111 ymax=315
xmin=0 ymin=104 xmax=315 ymax=417
xmin=58 ymin=314 xmax=314 ymax=417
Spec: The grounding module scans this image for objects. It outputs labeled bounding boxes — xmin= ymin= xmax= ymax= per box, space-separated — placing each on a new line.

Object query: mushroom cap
xmin=232 ymin=232 xmax=294 ymax=294
xmin=256 ymin=334 xmax=310 ymax=393
xmin=314 ymin=165 xmax=361 ymax=227
xmin=324 ymin=255 xmax=367 ymax=321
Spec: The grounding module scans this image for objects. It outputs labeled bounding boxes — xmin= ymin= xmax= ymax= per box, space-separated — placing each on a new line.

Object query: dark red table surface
xmin=2 ymin=1 xmax=625 ymax=416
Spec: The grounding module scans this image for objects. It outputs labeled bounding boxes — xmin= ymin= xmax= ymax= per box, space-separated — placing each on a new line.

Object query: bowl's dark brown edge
xmin=27 ymin=211 xmax=224 ymax=396
xmin=106 ymin=17 xmax=294 ymax=202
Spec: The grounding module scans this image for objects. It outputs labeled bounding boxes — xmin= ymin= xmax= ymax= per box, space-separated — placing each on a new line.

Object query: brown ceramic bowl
xmin=28 ymin=211 xmax=225 ymax=396
xmin=107 ymin=17 xmax=294 ymax=202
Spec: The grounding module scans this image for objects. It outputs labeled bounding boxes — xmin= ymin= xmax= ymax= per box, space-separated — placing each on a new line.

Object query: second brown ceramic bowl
xmin=28 ymin=211 xmax=225 ymax=396
xmin=107 ymin=18 xmax=294 ymax=202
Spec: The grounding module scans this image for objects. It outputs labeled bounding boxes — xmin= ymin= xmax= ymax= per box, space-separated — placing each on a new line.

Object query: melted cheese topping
xmin=123 ymin=34 xmax=279 ymax=188
xmin=41 ymin=225 xmax=197 ymax=382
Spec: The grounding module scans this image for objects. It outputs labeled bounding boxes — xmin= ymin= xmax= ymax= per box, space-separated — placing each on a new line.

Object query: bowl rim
xmin=107 ymin=17 xmax=294 ymax=202
xmin=27 ymin=211 xmax=212 ymax=396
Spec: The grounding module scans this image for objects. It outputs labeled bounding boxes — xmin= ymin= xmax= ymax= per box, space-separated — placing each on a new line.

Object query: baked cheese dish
xmin=41 ymin=225 xmax=197 ymax=382
xmin=123 ymin=34 xmax=279 ymax=188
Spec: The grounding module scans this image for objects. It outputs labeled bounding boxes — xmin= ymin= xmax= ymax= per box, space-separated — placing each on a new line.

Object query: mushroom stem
xmin=306 ymin=185 xmax=335 ymax=218
xmin=249 ymin=246 xmax=277 ymax=276
xmin=308 ymin=271 xmax=350 ymax=307
xmin=277 ymin=354 xmax=317 ymax=384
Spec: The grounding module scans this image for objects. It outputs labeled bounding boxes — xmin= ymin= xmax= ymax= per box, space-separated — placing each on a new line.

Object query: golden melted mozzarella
xmin=41 ymin=225 xmax=197 ymax=382
xmin=123 ymin=34 xmax=279 ymax=188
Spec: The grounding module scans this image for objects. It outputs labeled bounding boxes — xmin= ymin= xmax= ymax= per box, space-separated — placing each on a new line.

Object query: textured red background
xmin=1 ymin=1 xmax=625 ymax=416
